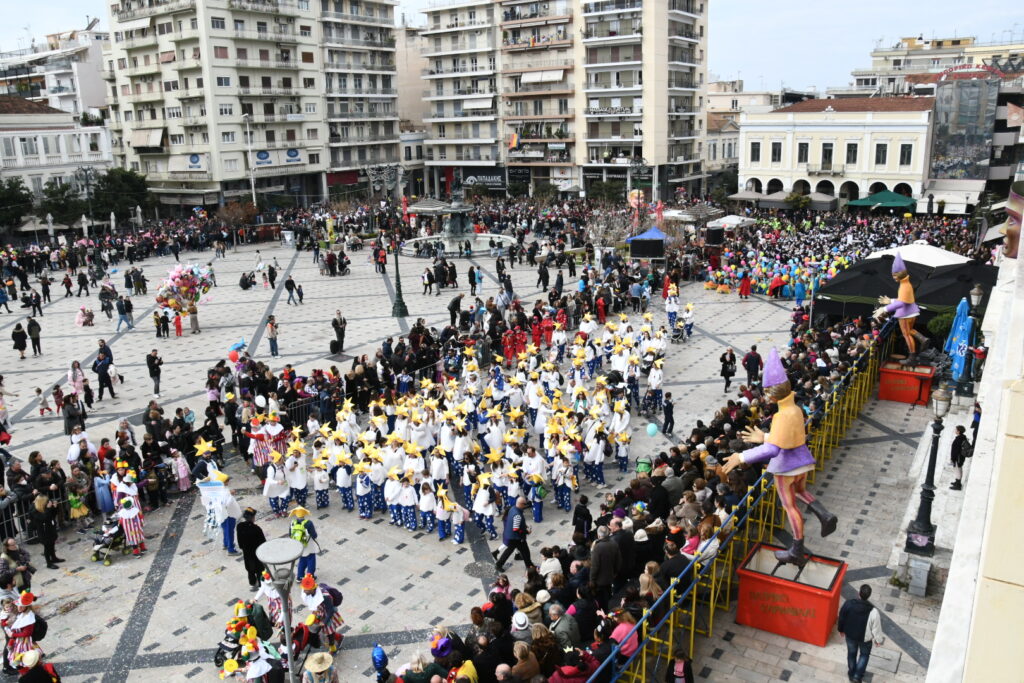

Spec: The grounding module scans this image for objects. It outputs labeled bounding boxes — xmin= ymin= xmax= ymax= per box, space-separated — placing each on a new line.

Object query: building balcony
xmin=507 ymin=151 xmax=574 ymax=166
xmin=500 ymin=9 xmax=571 ymax=28
xmin=424 ymin=138 xmax=498 ymax=146
xmin=327 ymin=87 xmax=398 ymax=96
xmin=173 ymin=58 xmax=203 ymax=71
xmin=667 ymin=130 xmax=697 ymax=139
xmin=667 ymin=79 xmax=698 ymax=90
xmin=115 ymin=0 xmax=196 ymax=22
xmin=328 ymin=134 xmax=398 ymax=145
xmin=581 ymin=29 xmax=641 ymax=44
xmin=170 ymin=28 xmax=201 ymax=42
xmin=423 ymin=87 xmax=497 ymax=99
xmin=327 ymin=111 xmax=399 ymax=120
xmin=584 ymin=105 xmax=642 ymax=117
xmin=582 ymin=0 xmax=642 ymax=16
xmin=47 ymin=85 xmax=77 ymax=96
xmin=504 ymin=109 xmax=574 ymax=121
xmin=176 ymin=89 xmax=206 ymax=100
xmin=585 ymin=80 xmax=641 ymax=92
xmin=325 ymin=61 xmax=396 ymax=73
xmin=227 ymin=0 xmax=306 ymax=17
xmin=424 ymin=152 xmax=499 ymax=165
xmin=121 ymin=34 xmax=158 ymax=50
xmin=422 ymin=65 xmax=497 ymax=78
xmin=422 ymin=42 xmax=497 ymax=57
xmin=584 ymin=57 xmax=641 ymax=68
xmin=147 ymin=171 xmax=213 ymax=182
xmin=123 ymin=63 xmax=162 ymax=77
xmin=586 ymin=135 xmax=643 ymax=143
xmin=420 ymin=20 xmax=494 ymax=36
xmin=320 ymin=10 xmax=395 ymax=26
xmin=101 ymin=69 xmax=116 ymax=81
xmin=668 ymin=31 xmax=700 ymax=43
xmin=232 ymin=29 xmax=299 ymax=43
xmin=806 ymin=164 xmax=845 ymax=177
xmin=504 ymin=84 xmax=573 ymax=97
xmin=238 ymin=86 xmax=300 ymax=97
xmin=500 ymin=58 xmax=573 ymax=74
xmin=502 ymin=36 xmax=572 ymax=51
xmin=182 ymin=116 xmax=207 ymax=126
xmin=2 ymin=152 xmax=108 ymax=170
xmin=667 ymin=0 xmax=700 ymax=16
xmin=424 ymin=110 xmax=498 ymax=122
xmin=234 ymin=58 xmax=302 ymax=70
xmin=323 ymin=36 xmax=396 ymax=50
xmin=122 ymin=90 xmax=166 ymax=104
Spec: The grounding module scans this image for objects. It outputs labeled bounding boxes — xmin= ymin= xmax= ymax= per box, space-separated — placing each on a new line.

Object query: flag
xmin=944 ymin=297 xmax=974 ymax=381
xmin=508 ymin=133 xmax=520 ymax=151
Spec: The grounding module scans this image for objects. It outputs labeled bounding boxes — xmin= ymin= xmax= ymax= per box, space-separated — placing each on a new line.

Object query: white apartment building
xmin=322 ymin=0 xmax=402 ymax=197
xmin=827 ymin=35 xmax=1024 ymax=99
xmin=0 ymin=96 xmax=111 ymax=199
xmin=0 ymin=21 xmax=110 ymax=118
xmin=706 ymin=112 xmax=738 ymax=174
xmin=419 ymin=0 xmax=709 ymax=201
xmin=400 ymin=129 xmax=427 ymax=196
xmin=739 ymin=97 xmax=935 ymax=206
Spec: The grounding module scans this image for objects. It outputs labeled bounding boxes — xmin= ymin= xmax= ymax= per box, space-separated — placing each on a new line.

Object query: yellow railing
xmin=589 ymin=321 xmax=896 ymax=682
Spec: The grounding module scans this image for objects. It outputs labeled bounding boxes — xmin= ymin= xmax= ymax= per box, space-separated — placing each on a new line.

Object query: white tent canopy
xmin=869 ymin=243 xmax=970 ymax=269
xmin=707 ymin=215 xmax=756 ymax=229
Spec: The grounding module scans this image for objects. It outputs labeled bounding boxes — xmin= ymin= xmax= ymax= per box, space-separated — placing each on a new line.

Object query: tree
xmin=216 ymin=201 xmax=257 ymax=226
xmin=588 ymin=180 xmax=626 ymax=203
xmin=91 ymin=168 xmax=155 ymax=223
xmin=0 ymin=177 xmax=34 ymax=230
xmin=507 ymin=182 xmax=529 ymax=199
xmin=532 ymin=182 xmax=557 ymax=202
xmin=785 ymin=192 xmax=810 ymax=211
xmin=464 ymin=183 xmax=490 ymax=199
xmin=38 ymin=179 xmax=86 ymax=228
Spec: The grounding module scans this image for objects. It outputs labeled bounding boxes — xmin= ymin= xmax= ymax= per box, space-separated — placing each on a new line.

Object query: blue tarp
xmin=625 ymin=226 xmax=668 ymax=243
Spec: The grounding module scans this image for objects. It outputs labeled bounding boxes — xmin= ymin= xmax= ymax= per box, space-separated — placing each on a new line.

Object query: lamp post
xmin=366 ymin=163 xmax=407 ymax=318
xmin=255 ymin=538 xmax=302 ymax=683
xmin=241 ymin=113 xmax=258 ymax=208
xmin=905 ymin=386 xmax=952 ymax=556
xmin=963 ymin=282 xmax=985 ymax=391
xmin=75 ymin=166 xmax=96 ymax=237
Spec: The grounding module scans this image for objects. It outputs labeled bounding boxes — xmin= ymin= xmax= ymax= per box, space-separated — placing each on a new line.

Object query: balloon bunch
xmin=154 ymin=263 xmax=214 ymax=312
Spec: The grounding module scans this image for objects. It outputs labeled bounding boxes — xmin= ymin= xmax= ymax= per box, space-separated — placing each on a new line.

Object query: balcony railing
xmin=324 ymin=61 xmax=396 ymax=72
xmin=422 ymin=65 xmax=496 ymax=76
xmin=582 ymin=28 xmax=641 ymax=40
xmin=421 ymin=19 xmax=493 ymax=33
xmin=123 ymin=63 xmax=161 ymax=77
xmin=146 ymin=171 xmax=212 ymax=181
xmin=238 ymin=86 xmax=300 ymax=97
xmin=424 ymin=110 xmax=498 ymax=120
xmin=585 ymin=80 xmax=641 ymax=90
xmin=422 ymin=87 xmax=496 ymax=98
xmin=806 ymin=164 xmax=845 ymax=176
xmin=326 ymin=111 xmax=399 ymax=119
xmin=584 ymin=106 xmax=641 ymax=115
xmin=323 ymin=35 xmax=396 ymax=48
xmin=233 ymin=29 xmax=299 ymax=42
xmin=234 ymin=58 xmax=301 ymax=70
xmin=121 ymin=34 xmax=158 ymax=49
xmin=668 ymin=0 xmax=699 ymax=14
xmin=173 ymin=58 xmax=203 ymax=70
xmin=503 ymin=34 xmax=571 ymax=50
xmin=327 ymin=87 xmax=398 ymax=96
xmin=582 ymin=0 xmax=643 ymax=14
xmin=501 ymin=8 xmax=570 ymax=24
xmin=667 ymin=78 xmax=697 ymax=88
xmin=321 ymin=11 xmax=394 ymax=25
xmin=122 ymin=90 xmax=165 ymax=103
xmin=115 ymin=0 xmax=196 ymax=21
xmin=423 ymin=41 xmax=497 ymax=55
xmin=424 ymin=151 xmax=498 ymax=162
xmin=500 ymin=58 xmax=573 ymax=72
xmin=507 ymin=84 xmax=572 ymax=95
xmin=328 ymin=134 xmax=396 ymax=144
xmin=505 ymin=108 xmax=574 ymax=119
xmin=227 ymin=0 xmax=306 ymax=16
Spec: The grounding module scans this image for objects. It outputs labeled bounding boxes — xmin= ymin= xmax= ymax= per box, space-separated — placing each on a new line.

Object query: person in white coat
xmin=263 ymin=453 xmax=290 ymax=517
xmin=285 ymin=450 xmax=308 ymax=507
xmin=214 ymin=488 xmax=243 ymax=555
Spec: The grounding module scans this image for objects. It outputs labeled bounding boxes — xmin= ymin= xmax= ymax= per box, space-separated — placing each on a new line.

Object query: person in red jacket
xmin=549 ymin=648 xmax=600 ymax=682
xmin=595 ymin=296 xmax=607 ymax=324
xmin=531 ymin=319 xmax=543 ymax=348
xmin=501 ymin=329 xmax=516 ymax=368
xmin=541 ymin=314 xmax=554 ymax=349
xmin=513 ymin=326 xmax=528 ymax=357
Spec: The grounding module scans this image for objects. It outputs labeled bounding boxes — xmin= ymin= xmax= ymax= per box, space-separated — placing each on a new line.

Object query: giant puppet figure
xmin=874 ymin=252 xmax=929 ymax=366
xmin=722 ymin=348 xmax=837 ymax=566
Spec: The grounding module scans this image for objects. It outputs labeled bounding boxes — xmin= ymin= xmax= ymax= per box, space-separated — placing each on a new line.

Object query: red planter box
xmin=735 ymin=543 xmax=847 ymax=647
xmin=878 ymin=362 xmax=935 ymax=406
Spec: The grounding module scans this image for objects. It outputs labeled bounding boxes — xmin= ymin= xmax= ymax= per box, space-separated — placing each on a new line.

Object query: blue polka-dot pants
xmin=290 ymin=487 xmax=308 ymax=508
xmin=388 ymin=505 xmax=402 ymax=526
xmin=357 ymin=494 xmax=373 ymax=519
xmin=314 ymin=489 xmax=330 ymax=509
xmin=420 ymin=511 xmax=436 ymax=532
xmin=338 ymin=487 xmax=354 ymax=511
xmin=371 ymin=485 xmax=386 ymax=511
xmin=438 ymin=519 xmax=451 ymax=540
xmin=555 ymin=484 xmax=571 ymax=512
xmin=453 ymin=523 xmax=465 ymax=544
xmin=402 ymin=505 xmax=418 ymax=531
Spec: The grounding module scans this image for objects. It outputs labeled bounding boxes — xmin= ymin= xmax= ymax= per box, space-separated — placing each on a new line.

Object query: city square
xmin=0 ymin=0 xmax=1020 ymax=682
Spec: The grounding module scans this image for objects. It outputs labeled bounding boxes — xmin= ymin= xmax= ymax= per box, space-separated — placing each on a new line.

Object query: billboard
xmin=930 ymin=79 xmax=999 ymax=180
xmin=462 ymin=166 xmax=506 ymax=191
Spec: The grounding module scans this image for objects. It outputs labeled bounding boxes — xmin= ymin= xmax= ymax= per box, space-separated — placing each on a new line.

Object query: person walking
xmin=742 ymin=344 xmax=763 ymax=387
xmin=76 ymin=271 xmax=89 ymax=297
xmin=10 ymin=324 xmax=27 ymax=360
xmin=331 ymin=311 xmax=347 ymax=352
xmin=25 ymin=317 xmax=40 ymax=358
xmin=115 ymin=296 xmax=133 ymax=332
xmin=28 ymin=290 xmax=42 ymax=317
xmin=187 ymin=303 xmax=200 ymax=334
xmin=719 ymin=347 xmax=737 ymax=392
xmin=495 ymin=497 xmax=535 ymax=573
xmin=92 ymin=352 xmax=116 ymax=401
xmin=284 ymin=276 xmax=298 ymax=305
xmin=266 ymin=316 xmax=280 ymax=358
xmin=236 ymin=507 xmax=266 ymax=591
xmin=289 ymin=506 xmax=318 ymax=579
xmin=147 ymin=349 xmax=163 ymax=398
xmin=448 ymin=293 xmax=464 ymax=328
xmin=837 ymin=584 xmax=884 ymax=683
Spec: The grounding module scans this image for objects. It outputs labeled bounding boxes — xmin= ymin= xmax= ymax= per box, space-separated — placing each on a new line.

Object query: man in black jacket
xmin=838 ymin=585 xmax=884 ymax=682
xmin=235 ymin=507 xmax=266 ymax=591
xmin=609 ymin=518 xmax=635 ymax=590
xmin=147 ymin=349 xmax=163 ymax=398
xmin=331 ymin=310 xmax=347 ymax=351
xmin=589 ymin=526 xmax=620 ymax=609
xmin=495 ymin=497 xmax=534 ymax=572
xmin=448 ymin=293 xmax=464 ymax=328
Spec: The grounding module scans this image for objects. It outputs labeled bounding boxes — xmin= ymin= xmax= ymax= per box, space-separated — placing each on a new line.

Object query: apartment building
xmin=420 ymin=0 xmax=709 ymax=201
xmin=395 ymin=23 xmax=430 ymax=130
xmin=322 ymin=0 xmax=402 ymax=197
xmin=0 ymin=20 xmax=110 ymax=117
xmin=827 ymin=35 xmax=1024 ymax=98
xmin=420 ymin=0 xmax=502 ymax=196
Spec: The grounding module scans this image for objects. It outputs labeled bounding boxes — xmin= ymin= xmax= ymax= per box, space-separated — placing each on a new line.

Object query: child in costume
xmin=722 ymin=348 xmax=838 ymax=566
xmin=311 ymin=459 xmax=331 ymax=509
xmin=299 ymin=574 xmax=344 ymax=654
xmin=397 ymin=474 xmax=418 ymax=531
xmin=334 ymin=458 xmax=354 ymax=512
xmin=354 ymin=462 xmax=373 ymax=519
xmin=418 ymin=483 xmax=437 ymax=532
xmin=117 ymin=498 xmax=146 ymax=556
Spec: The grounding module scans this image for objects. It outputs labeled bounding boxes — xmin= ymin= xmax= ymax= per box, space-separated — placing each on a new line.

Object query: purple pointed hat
xmin=762 ymin=348 xmax=787 ymax=388
xmin=891 ymin=252 xmax=906 ymax=274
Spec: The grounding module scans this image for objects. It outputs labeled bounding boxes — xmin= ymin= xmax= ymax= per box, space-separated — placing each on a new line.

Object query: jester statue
xmin=874 ymin=252 xmax=929 ymax=366
xmin=722 ymin=348 xmax=837 ymax=566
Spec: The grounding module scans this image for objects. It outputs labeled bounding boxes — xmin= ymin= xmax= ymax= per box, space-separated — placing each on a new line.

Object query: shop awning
xmin=983 ymin=222 xmax=1006 ymax=244
xmin=520 ymin=71 xmax=545 ymax=84
xmin=539 ymin=69 xmax=565 ymax=82
xmin=847 ymin=190 xmax=916 ymax=209
xmin=130 ymin=128 xmax=164 ymax=148
xmin=119 ymin=17 xmax=152 ymax=32
xmin=463 ymin=97 xmax=493 ymax=110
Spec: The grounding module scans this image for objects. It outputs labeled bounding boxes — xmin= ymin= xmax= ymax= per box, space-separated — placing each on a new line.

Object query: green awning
xmin=847 ymin=190 xmax=917 ymax=208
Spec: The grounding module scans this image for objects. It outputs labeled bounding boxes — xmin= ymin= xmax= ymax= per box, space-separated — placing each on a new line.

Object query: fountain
xmin=400 ymin=199 xmax=517 ymax=258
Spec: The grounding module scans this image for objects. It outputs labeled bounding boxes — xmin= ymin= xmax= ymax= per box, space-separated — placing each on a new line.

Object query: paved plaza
xmin=8 ymin=242 xmax=941 ymax=682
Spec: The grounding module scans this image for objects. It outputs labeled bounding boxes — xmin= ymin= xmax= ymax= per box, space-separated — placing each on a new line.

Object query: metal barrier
xmin=588 ymin=321 xmax=896 ymax=682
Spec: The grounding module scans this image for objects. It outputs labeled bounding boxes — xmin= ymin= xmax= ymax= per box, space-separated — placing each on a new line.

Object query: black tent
xmin=813 ymin=255 xmax=933 ymax=319
xmin=914 ymin=260 xmax=998 ymax=315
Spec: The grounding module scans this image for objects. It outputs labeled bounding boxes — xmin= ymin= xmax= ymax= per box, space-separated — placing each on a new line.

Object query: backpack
xmin=34 ymin=614 xmax=48 ymax=641
xmin=960 ymin=440 xmax=974 ymax=459
xmin=289 ymin=519 xmax=310 ymax=545
xmin=319 ymin=583 xmax=342 ymax=621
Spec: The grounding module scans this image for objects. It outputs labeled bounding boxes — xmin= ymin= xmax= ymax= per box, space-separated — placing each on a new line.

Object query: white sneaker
xmin=154 ymin=394 xmax=160 ymax=398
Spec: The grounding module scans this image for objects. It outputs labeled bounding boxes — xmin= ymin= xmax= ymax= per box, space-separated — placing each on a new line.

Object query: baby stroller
xmin=90 ymin=514 xmax=127 ymax=565
xmin=670 ymin=322 xmax=686 ymax=344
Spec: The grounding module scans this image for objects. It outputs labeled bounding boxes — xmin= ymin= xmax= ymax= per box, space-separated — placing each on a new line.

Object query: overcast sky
xmin=1 ymin=1 xmax=1015 ymax=93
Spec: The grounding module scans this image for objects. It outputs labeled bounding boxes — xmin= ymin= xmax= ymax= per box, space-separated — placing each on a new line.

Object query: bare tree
xmin=216 ymin=201 xmax=257 ymax=227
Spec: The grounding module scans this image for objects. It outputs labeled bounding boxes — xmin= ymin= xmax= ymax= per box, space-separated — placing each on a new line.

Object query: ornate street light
xmin=365 ymin=163 xmax=408 ymax=318
xmin=255 ymin=538 xmax=303 ymax=683
xmin=905 ymin=386 xmax=952 ymax=556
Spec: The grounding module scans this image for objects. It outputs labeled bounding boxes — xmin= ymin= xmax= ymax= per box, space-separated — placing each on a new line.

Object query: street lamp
xmin=241 ymin=113 xmax=258 ymax=209
xmin=75 ymin=166 xmax=97 ymax=237
xmin=255 ymin=537 xmax=303 ymax=683
xmin=905 ymin=386 xmax=952 ymax=556
xmin=365 ymin=163 xmax=407 ymax=318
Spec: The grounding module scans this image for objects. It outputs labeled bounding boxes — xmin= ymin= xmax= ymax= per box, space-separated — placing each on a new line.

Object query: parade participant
xmin=472 ymin=473 xmax=499 ymax=540
xmin=722 ymin=349 xmax=838 ymax=566
xmin=284 ymin=440 xmax=309 ymax=508
xmin=5 ymin=593 xmax=39 ymax=671
xmin=311 ymin=459 xmax=330 ymax=509
xmin=253 ymin=571 xmax=284 ymax=629
xmin=236 ymin=508 xmax=266 ymax=591
xmin=383 ymin=467 xmax=402 ymax=526
xmin=302 ymin=652 xmax=339 ymax=683
xmin=13 ymin=649 xmax=60 ymax=683
xmin=117 ymin=498 xmax=146 ymax=557
xmin=289 ymin=506 xmax=318 ymax=579
xmin=299 ymin=574 xmax=344 ymax=653
xmin=263 ymin=452 xmax=289 ymax=517
xmin=418 ymin=483 xmax=437 ymax=533
xmin=354 ymin=462 xmax=373 ymax=520
xmin=874 ymin=252 xmax=929 ymax=366
xmin=397 ymin=473 xmax=419 ymax=532
xmin=334 ymin=455 xmax=354 ymax=512
xmin=215 ymin=488 xmax=242 ymax=556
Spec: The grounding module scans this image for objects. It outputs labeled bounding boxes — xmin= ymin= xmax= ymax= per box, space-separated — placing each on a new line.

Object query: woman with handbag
xmin=719 ymin=347 xmax=737 ymax=393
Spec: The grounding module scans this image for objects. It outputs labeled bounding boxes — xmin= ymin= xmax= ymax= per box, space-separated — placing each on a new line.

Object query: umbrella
xmin=914 ymin=261 xmax=998 ymax=314
xmin=943 ymin=298 xmax=973 ymax=382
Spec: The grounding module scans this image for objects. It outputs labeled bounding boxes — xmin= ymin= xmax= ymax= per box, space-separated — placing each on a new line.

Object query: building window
xmin=404 ymin=146 xmax=412 ymax=161
xmin=797 ymin=142 xmax=809 ymax=164
xmin=222 ymin=132 xmax=236 ymax=143
xmin=166 ymin=106 xmax=182 ymax=118
xmin=749 ymin=141 xmax=760 ymax=163
xmin=224 ymin=159 xmax=239 ymax=171
xmin=216 ymin=76 xmax=231 ymax=87
xmin=874 ymin=143 xmax=887 ymax=165
xmin=234 ymin=19 xmax=245 ymax=31
xmin=300 ymin=25 xmax=312 ymax=37
xmin=846 ymin=142 xmax=858 ymax=165
xmin=219 ymin=104 xmax=233 ymax=116
xmin=304 ymin=102 xmax=317 ymax=114
xmin=236 ymin=48 xmax=248 ymax=59
xmin=214 ymin=46 xmax=229 ymax=59
xmin=899 ymin=143 xmax=913 ymax=166
xmin=211 ymin=17 xmax=226 ymax=29
xmin=308 ymin=153 xmax=319 ymax=164
xmin=709 ymin=142 xmax=716 ymax=160
xmin=307 ymin=129 xmax=318 ymax=140
xmin=768 ymin=141 xmax=781 ymax=163
xmin=303 ymin=78 xmax=315 ymax=89
xmin=301 ymin=51 xmax=314 ymax=64
xmin=169 ymin=134 xmax=185 ymax=145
